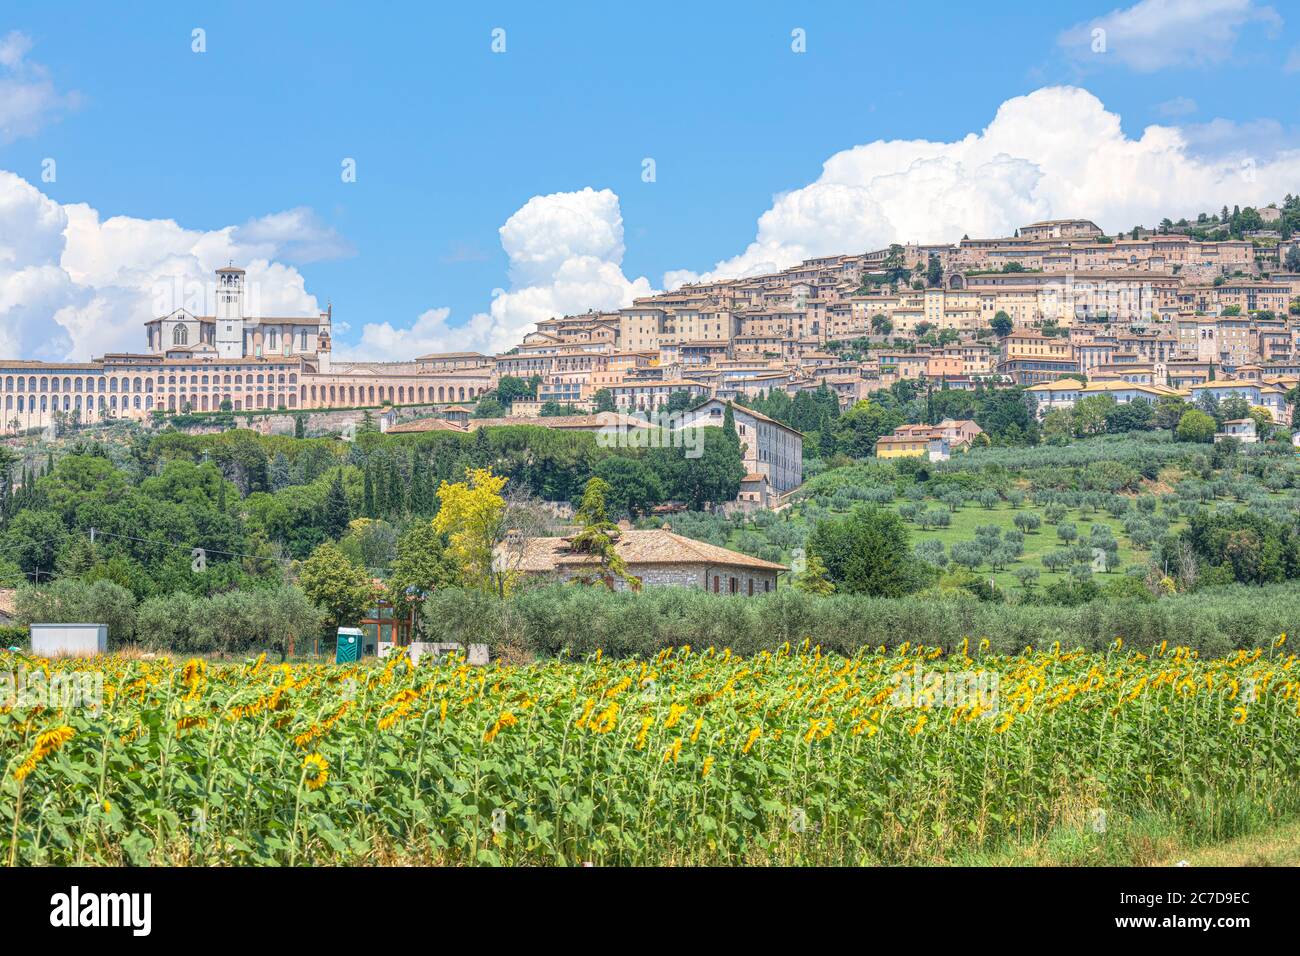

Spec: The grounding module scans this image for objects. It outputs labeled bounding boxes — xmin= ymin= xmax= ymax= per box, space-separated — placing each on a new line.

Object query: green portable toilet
xmin=335 ymin=627 xmax=364 ymax=664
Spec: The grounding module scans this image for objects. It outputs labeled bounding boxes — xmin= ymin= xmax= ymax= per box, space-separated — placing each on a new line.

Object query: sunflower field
xmin=2 ymin=636 xmax=1298 ymax=866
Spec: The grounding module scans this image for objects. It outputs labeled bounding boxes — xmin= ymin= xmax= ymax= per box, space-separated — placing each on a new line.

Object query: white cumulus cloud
xmin=1058 ymin=0 xmax=1282 ymax=72
xmin=0 ymin=170 xmax=346 ymax=361
xmin=665 ymin=86 xmax=1300 ymax=288
xmin=344 ymin=187 xmax=653 ymax=360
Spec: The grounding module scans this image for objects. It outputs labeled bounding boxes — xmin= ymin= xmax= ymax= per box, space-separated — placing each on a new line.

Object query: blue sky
xmin=2 ymin=0 xmax=1299 ymax=361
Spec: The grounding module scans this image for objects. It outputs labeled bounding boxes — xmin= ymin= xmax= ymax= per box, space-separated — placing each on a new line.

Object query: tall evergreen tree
xmin=324 ymin=469 xmax=351 ymax=540
xmin=372 ymin=454 xmax=389 ymax=517
xmin=387 ymin=455 xmax=405 ymax=516
xmin=269 ymin=453 xmax=292 ymax=492
xmin=363 ymin=462 xmax=376 ymax=518
xmin=410 ymin=452 xmax=433 ymax=515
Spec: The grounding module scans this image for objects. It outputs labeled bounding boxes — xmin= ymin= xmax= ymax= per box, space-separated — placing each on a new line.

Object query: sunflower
xmin=483 ymin=712 xmax=518 ymax=744
xmin=13 ymin=725 xmax=75 ymax=782
xmin=302 ymin=753 xmax=329 ymax=790
xmin=1231 ymin=706 xmax=1248 ymax=725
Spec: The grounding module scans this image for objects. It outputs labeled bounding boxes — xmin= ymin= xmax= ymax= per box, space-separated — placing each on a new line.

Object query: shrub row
xmin=12 ymin=579 xmax=324 ymax=654
xmin=420 ymin=583 xmax=1300 ymax=660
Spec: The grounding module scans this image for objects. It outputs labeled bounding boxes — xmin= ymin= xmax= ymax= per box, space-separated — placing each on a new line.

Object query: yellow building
xmin=874 ymin=434 xmax=930 ymax=458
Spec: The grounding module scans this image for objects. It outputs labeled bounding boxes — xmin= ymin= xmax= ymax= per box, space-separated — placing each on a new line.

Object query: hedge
xmin=419 ymin=583 xmax=1300 ymax=660
xmin=12 ymin=580 xmax=325 ymax=654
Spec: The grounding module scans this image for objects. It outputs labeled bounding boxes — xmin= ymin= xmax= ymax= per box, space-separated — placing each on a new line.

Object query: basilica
xmin=0 ymin=266 xmax=492 ymax=433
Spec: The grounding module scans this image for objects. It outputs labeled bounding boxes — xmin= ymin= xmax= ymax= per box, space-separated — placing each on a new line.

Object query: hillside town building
xmin=5 ymin=213 xmax=1299 ymax=456
xmin=505 ymin=528 xmax=786 ymax=594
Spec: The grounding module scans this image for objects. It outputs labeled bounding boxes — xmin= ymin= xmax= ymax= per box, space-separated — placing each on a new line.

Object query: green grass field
xmin=900 ymin=499 xmax=1162 ymax=588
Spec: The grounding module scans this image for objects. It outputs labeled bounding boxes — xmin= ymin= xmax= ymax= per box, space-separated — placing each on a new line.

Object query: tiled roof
xmin=386 ymin=417 xmax=468 ymax=434
xmin=466 ymin=412 xmax=652 ymax=431
xmin=509 ymin=529 xmax=786 ymax=573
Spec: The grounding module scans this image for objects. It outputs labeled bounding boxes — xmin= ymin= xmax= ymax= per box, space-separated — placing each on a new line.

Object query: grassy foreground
xmin=2 ymin=637 xmax=1298 ymax=866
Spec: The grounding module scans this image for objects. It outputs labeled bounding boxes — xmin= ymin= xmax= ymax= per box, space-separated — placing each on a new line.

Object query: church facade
xmin=0 ymin=267 xmax=493 ymax=434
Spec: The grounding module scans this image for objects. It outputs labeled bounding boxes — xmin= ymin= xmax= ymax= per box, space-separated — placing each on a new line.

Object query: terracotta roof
xmin=386 ymin=417 xmax=468 ymax=434
xmin=1025 ymin=379 xmax=1086 ymax=392
xmin=508 ymin=529 xmax=786 ymax=573
xmin=467 ymin=412 xmax=651 ymax=431
xmin=1081 ymin=381 xmax=1183 ymax=397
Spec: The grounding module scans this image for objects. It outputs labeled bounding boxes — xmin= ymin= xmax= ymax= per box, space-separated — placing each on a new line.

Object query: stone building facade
xmin=507 ymin=529 xmax=786 ymax=595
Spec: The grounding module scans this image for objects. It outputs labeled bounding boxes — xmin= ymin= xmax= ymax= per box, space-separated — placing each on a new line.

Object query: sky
xmin=2 ymin=0 xmax=1300 ymax=362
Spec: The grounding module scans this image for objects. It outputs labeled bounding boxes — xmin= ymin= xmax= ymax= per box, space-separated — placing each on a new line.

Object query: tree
xmin=386 ymin=522 xmax=457 ymax=635
xmin=433 ymin=467 xmax=511 ymax=595
xmin=926 ymin=254 xmax=942 ymax=288
xmin=297 ymin=542 xmax=374 ymax=632
xmin=806 ymin=505 xmax=930 ymax=597
xmin=1285 ymin=245 xmax=1300 ymax=272
xmin=1105 ymin=398 xmax=1154 ymax=434
xmin=793 ymin=553 xmax=835 ymax=594
xmin=324 ymin=469 xmax=351 ymax=538
xmin=870 ymin=314 xmax=893 ymax=336
xmin=567 ymin=477 xmax=639 ymax=590
xmin=1175 ymin=409 xmax=1216 ymax=443
xmin=593 ymin=388 xmax=616 ymax=413
xmin=1183 ymin=509 xmax=1299 ymax=586
xmin=1041 ymin=408 xmax=1073 ymax=445
xmin=654 ymin=420 xmax=745 ymax=510
xmin=494 ymin=375 xmax=539 ymax=407
xmin=1 ymin=509 xmax=67 ymax=577
xmin=990 ymin=311 xmax=1013 ymax=337
xmin=1014 ymin=566 xmax=1040 ymax=592
xmin=834 ymin=400 xmax=904 ymax=458
xmin=1154 ymin=396 xmax=1190 ymax=431
xmin=269 ymin=453 xmax=292 ymax=492
xmin=592 ymin=455 xmax=664 ymax=516
xmin=1072 ymin=394 xmax=1114 ymax=436
xmin=665 ymin=390 xmax=696 ymax=414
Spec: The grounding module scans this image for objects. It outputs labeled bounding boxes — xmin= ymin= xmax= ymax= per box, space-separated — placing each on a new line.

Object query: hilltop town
xmin=4 ymin=202 xmax=1300 ymax=506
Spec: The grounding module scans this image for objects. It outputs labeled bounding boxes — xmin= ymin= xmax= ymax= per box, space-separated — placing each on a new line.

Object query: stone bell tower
xmin=214 ymin=266 xmax=246 ymax=359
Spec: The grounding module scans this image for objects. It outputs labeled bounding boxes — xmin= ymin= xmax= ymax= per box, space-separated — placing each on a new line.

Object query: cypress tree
xmin=387 ymin=456 xmax=404 ymax=516
xmin=472 ymin=426 xmax=492 ymax=467
xmin=324 ymin=469 xmax=350 ymax=540
xmin=363 ymin=462 xmax=376 ymax=518
xmin=410 ymin=452 xmax=432 ymax=515
xmin=373 ymin=454 xmax=389 ymax=517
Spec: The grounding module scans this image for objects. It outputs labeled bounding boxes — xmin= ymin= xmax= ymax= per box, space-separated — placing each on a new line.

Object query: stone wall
xmin=551 ymin=562 xmax=778 ymax=595
xmin=170 ymin=403 xmax=456 ymax=437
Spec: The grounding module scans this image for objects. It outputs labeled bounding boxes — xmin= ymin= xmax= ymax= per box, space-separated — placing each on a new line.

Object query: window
xmin=173 ymin=325 xmax=188 ymax=346
xmin=712 ymin=575 xmax=719 ymax=594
